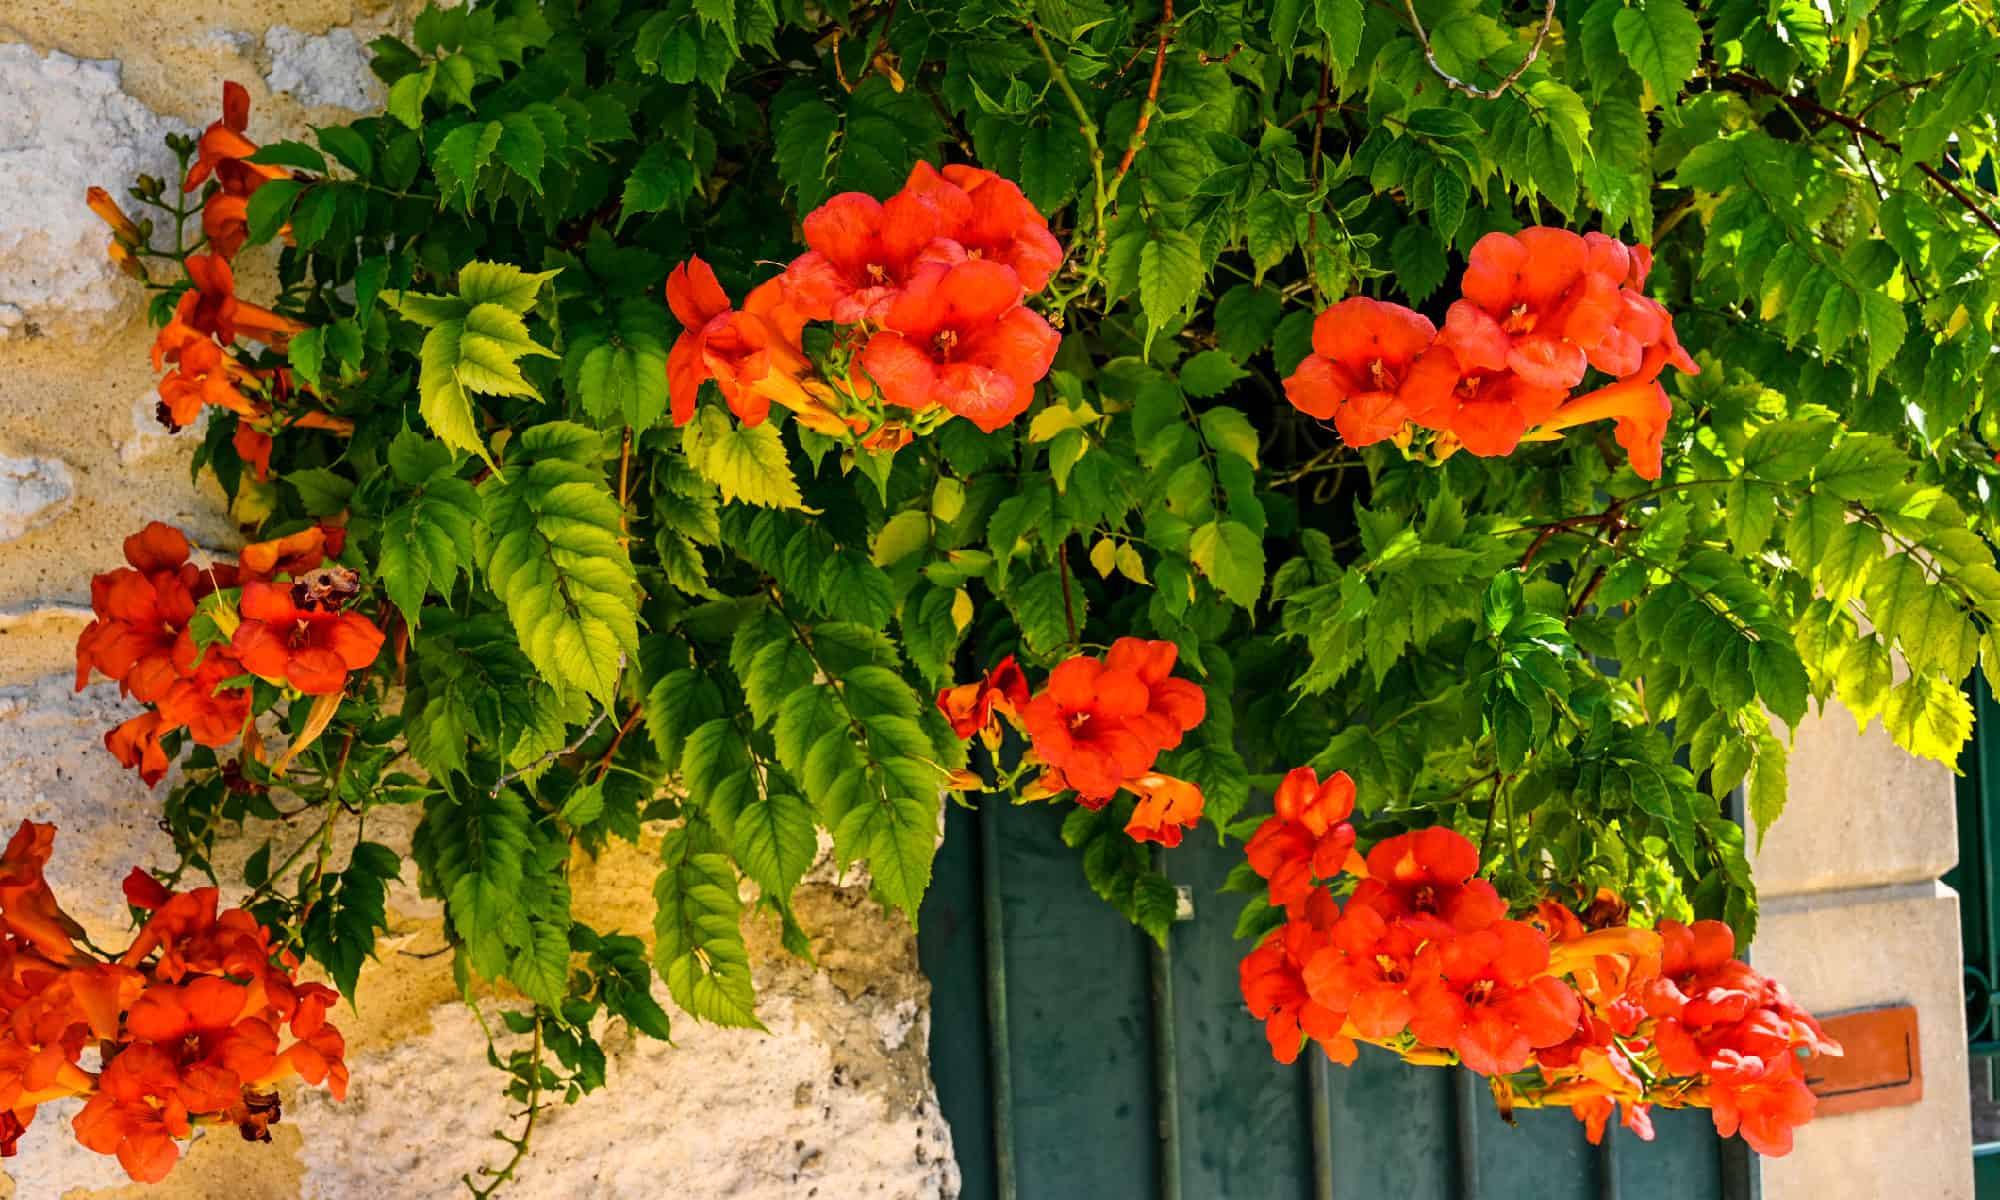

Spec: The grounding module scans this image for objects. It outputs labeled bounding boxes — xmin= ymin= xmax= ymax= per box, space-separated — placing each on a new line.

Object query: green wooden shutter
xmin=919 ymin=801 xmax=1742 ymax=1200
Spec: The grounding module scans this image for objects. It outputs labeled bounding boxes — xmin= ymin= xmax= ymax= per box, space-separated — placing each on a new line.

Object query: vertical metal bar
xmin=1719 ymin=783 xmax=1762 ymax=1200
xmin=1308 ymin=1052 xmax=1335 ymax=1200
xmin=1718 ymin=1140 xmax=1761 ymax=1200
xmin=977 ymin=799 xmax=1017 ymax=1200
xmin=1453 ymin=1068 xmax=1483 ymax=1200
xmin=1149 ymin=846 xmax=1183 ymax=1200
xmin=1977 ymin=684 xmax=1998 ymax=1040
xmin=1596 ymin=1128 xmax=1621 ymax=1200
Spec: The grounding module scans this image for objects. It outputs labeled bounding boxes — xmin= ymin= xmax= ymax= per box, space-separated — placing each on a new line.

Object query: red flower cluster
xmin=1245 ymin=767 xmax=1360 ymax=916
xmin=937 ymin=640 xmax=1208 ymax=846
xmin=670 ymin=161 xmax=1062 ymax=442
xmin=0 ymin=822 xmax=346 ymax=1182
xmin=91 ymin=85 xmax=347 ymax=475
xmin=1237 ymin=776 xmax=1840 ymax=1156
xmin=182 ymin=81 xmax=292 ymax=260
xmin=75 ymin=522 xmax=380 ymax=787
xmin=1283 ymin=229 xmax=1697 ymax=479
xmin=1637 ymin=918 xmax=1839 ymax=1155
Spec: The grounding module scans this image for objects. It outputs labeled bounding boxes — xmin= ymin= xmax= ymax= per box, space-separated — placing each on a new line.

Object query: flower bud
xmin=86 ymin=187 xmax=143 ymax=244
xmin=107 ymin=241 xmax=148 ymax=281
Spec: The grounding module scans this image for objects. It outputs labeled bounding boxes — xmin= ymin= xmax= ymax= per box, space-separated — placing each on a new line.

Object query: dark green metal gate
xmin=1950 ymin=674 xmax=2000 ymax=1190
xmin=918 ymin=799 xmax=1748 ymax=1200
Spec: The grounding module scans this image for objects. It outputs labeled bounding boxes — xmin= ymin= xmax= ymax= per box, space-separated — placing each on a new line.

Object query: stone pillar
xmin=1749 ymin=702 xmax=1972 ymax=1199
xmin=0 ymin=17 xmax=955 ymax=1198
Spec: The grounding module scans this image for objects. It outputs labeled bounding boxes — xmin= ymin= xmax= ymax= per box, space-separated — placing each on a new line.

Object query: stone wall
xmin=0 ymin=9 xmax=958 ymax=1198
xmin=1749 ymin=702 xmax=1974 ymax=1199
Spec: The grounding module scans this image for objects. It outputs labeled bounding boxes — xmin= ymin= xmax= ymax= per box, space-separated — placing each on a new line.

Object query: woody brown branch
xmin=1722 ymin=71 xmax=2000 ymax=242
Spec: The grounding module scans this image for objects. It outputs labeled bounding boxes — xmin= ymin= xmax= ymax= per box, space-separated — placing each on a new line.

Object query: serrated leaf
xmin=734 ymin=791 xmax=817 ymax=902
xmin=1882 ymin=671 xmax=1974 ymax=766
xmin=681 ymin=405 xmax=805 ymax=509
xmin=1613 ymin=0 xmax=1702 ymax=111
xmin=1181 ymin=351 xmax=1249 ymax=399
xmin=1190 ymin=520 xmax=1265 ymax=610
xmin=481 ymin=424 xmax=640 ymax=705
xmin=654 ymin=831 xmax=764 ymax=1028
xmin=1139 ymin=230 xmax=1203 ymax=337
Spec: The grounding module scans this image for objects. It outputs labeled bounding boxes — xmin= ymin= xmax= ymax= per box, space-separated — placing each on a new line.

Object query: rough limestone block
xmin=1755 ymin=885 xmax=1972 ymax=1200
xmin=265 ymin=26 xmax=384 ymax=112
xmin=0 ymin=45 xmax=177 ymax=340
xmin=1750 ymin=696 xmax=1958 ymax=896
xmin=0 ymin=451 xmax=74 ymax=542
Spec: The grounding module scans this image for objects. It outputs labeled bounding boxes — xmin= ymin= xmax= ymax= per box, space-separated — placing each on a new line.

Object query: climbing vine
xmin=9 ymin=0 xmax=2000 ymax=1185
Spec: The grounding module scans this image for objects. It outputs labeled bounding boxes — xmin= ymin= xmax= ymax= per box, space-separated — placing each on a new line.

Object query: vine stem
xmin=1305 ymin=44 xmax=1331 ymax=305
xmin=1400 ymin=0 xmax=1556 ymax=100
xmin=465 ymin=1012 xmax=544 ymax=1199
xmin=1722 ymin=71 xmax=2000 ymax=241
xmin=489 ymin=656 xmax=626 ymax=797
xmin=616 ymin=426 xmax=634 ymax=546
xmin=1029 ymin=1 xmax=1173 ymax=315
xmin=1108 ymin=0 xmax=1175 ymax=186
xmin=1027 ymin=23 xmax=1108 ymax=269
xmin=245 ymin=728 xmax=355 ymax=906
xmin=592 ymin=704 xmax=645 ymax=784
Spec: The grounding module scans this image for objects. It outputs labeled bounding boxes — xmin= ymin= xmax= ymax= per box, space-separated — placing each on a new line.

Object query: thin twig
xmin=489 ymin=657 xmax=625 ymax=797
xmin=1400 ymin=0 xmax=1556 ymax=100
xmin=616 ymin=427 xmax=634 ymax=545
xmin=592 ymin=705 xmax=646 ymax=784
xmin=1109 ymin=0 xmax=1175 ymax=185
xmin=1306 ymin=47 xmax=1332 ymax=305
xmin=1028 ymin=22 xmax=1108 ymax=268
xmin=1723 ymin=71 xmax=2000 ymax=242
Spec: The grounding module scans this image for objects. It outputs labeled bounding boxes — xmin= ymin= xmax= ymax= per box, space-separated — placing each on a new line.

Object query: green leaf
xmin=1744 ymin=419 xmax=1837 ymax=482
xmin=424 ymin=789 xmax=535 ymax=982
xmin=654 ymin=829 xmax=764 ymax=1028
xmin=623 ymin=141 xmax=700 ymax=215
xmin=1390 ymin=225 xmax=1449 ymax=303
xmin=833 ymin=792 xmax=939 ymax=922
xmin=1171 ymin=744 xmax=1251 ymax=837
xmin=1882 ymin=672 xmax=1974 ymax=766
xmin=387 ymin=66 xmax=434 ymax=128
xmin=480 ymin=423 xmax=640 ymax=705
xmin=1181 ymin=351 xmax=1249 ymax=399
xmin=1723 ymin=479 xmax=1778 ymax=554
xmin=1863 ymin=553 xmax=1979 ymax=679
xmin=1316 ymin=0 xmax=1366 ymax=77
xmin=285 ymin=466 xmax=353 ymax=515
xmin=681 ymin=406 xmax=806 ymax=510
xmin=1750 ymin=640 xmax=1809 ymax=728
xmin=1612 ymin=0 xmax=1702 ymax=110
xmin=244 ymin=179 xmax=303 ymax=247
xmin=379 ymin=472 xmax=480 ymax=629
xmin=1812 ymin=434 xmax=1908 ymax=500
xmin=571 ymin=303 xmax=672 ymax=431
xmin=1199 ymin=407 xmax=1261 ymax=469
xmin=458 ymin=262 xmax=561 ymax=313
xmin=560 ymin=780 xmax=607 ymax=826
xmin=1246 ymin=192 xmax=1294 ymax=277
xmin=1190 ymin=520 xmax=1265 ymax=610
xmin=1138 ymin=230 xmax=1202 ymax=337
xmin=1748 ymin=728 xmax=1789 ymax=847
xmin=1784 ymin=490 xmax=1844 ymax=569
xmin=508 ymin=919 xmax=572 ymax=1007
xmin=734 ymin=791 xmax=817 ymax=902
xmin=1009 ymin=568 xmax=1076 ymax=654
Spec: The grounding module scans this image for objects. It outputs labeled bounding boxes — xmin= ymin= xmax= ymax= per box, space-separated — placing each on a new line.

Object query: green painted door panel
xmin=919 ymin=798 xmax=1738 ymax=1200
xmin=996 ymin=801 xmax=1161 ymax=1199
